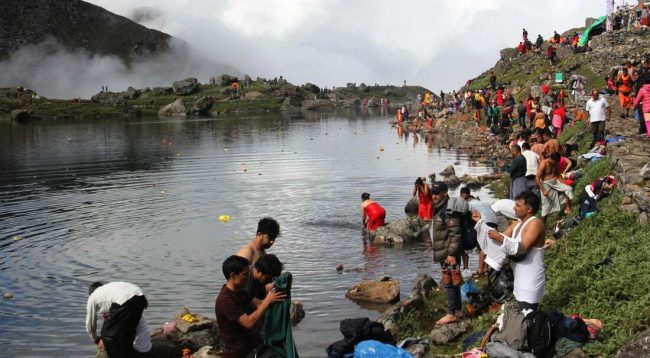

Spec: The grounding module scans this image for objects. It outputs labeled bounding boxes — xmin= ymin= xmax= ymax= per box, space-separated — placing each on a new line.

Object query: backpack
xmin=246 ymin=344 xmax=283 ymax=358
xmin=459 ymin=211 xmax=478 ymax=251
xmin=526 ymin=310 xmax=554 ymax=358
xmin=487 ymin=264 xmax=514 ymax=303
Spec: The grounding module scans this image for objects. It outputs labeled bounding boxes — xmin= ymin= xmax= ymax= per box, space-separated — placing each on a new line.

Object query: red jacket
xmin=634 ymin=84 xmax=650 ymax=113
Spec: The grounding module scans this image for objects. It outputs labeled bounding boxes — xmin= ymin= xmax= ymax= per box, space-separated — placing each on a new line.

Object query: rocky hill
xmin=0 ymin=0 xmax=171 ymax=62
xmin=463 ymin=19 xmax=650 ymax=99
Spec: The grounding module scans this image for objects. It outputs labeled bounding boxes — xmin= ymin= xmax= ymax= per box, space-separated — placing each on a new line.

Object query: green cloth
xmin=264 ymin=272 xmax=299 ymax=358
xmin=554 ymin=337 xmax=584 ymax=357
xmin=578 ymin=16 xmax=606 ymax=47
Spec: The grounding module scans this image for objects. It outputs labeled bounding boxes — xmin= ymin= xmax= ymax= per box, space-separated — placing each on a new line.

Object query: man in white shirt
xmin=585 ymin=90 xmax=610 ymax=147
xmin=521 ymin=142 xmax=540 ymax=194
xmin=86 ymin=281 xmax=151 ymax=357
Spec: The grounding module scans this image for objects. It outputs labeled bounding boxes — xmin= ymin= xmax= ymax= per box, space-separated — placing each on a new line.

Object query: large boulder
xmin=192 ymin=96 xmax=214 ymax=115
xmin=343 ymin=98 xmax=361 ymax=108
xmin=358 ymin=83 xmax=369 ymax=92
xmin=616 ymin=327 xmax=650 ymax=357
xmin=374 ymin=217 xmax=428 ymax=246
xmin=439 ymin=165 xmax=456 ymax=176
xmin=125 ymin=86 xmax=140 ymax=100
xmin=11 ymin=109 xmax=30 ymax=122
xmin=172 ymin=78 xmax=199 ymax=96
xmin=500 ymin=47 xmax=518 ymax=61
xmin=219 ymin=74 xmax=238 ymax=86
xmin=159 ymin=99 xmax=187 ymax=116
xmin=302 ymin=82 xmax=320 ymax=94
xmin=378 ymin=274 xmax=444 ymax=334
xmin=404 ymin=197 xmax=419 ymax=217
xmin=90 ymin=92 xmax=127 ymax=106
xmin=345 ymin=277 xmax=400 ymax=304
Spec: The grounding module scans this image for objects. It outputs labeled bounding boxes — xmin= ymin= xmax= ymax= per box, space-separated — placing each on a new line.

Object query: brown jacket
xmin=431 ymin=198 xmax=463 ymax=262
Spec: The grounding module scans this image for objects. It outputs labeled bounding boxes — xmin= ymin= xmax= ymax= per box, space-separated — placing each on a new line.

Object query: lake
xmin=0 ymin=109 xmax=495 ymax=357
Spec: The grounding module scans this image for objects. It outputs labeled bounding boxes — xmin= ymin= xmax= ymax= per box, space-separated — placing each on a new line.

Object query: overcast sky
xmin=2 ymin=1 xmax=614 ymax=97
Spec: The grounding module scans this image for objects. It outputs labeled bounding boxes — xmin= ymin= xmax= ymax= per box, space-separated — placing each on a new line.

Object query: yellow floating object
xmin=218 ymin=215 xmax=231 ymax=222
xmin=182 ymin=313 xmax=198 ymax=323
xmin=12 ymin=236 xmax=23 ymax=241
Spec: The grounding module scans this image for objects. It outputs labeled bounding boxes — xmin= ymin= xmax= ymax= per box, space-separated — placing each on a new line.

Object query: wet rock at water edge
xmin=404 ymin=197 xmax=419 ymax=217
xmin=192 ymin=96 xmax=214 ymax=115
xmin=345 ymin=277 xmax=400 ymax=304
xmin=290 ymin=300 xmax=305 ymax=325
xmin=11 ymin=109 xmax=30 ymax=122
xmin=159 ymin=99 xmax=187 ymax=116
xmin=439 ymin=165 xmax=455 ymax=176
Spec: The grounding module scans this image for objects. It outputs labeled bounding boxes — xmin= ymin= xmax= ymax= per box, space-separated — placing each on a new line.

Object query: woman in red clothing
xmin=361 ymin=193 xmax=386 ymax=231
xmin=412 ymin=178 xmax=433 ymax=221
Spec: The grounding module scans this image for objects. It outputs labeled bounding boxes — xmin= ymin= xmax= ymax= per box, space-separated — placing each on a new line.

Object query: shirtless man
xmin=480 ymin=191 xmax=547 ymax=312
xmin=542 ymin=130 xmax=560 ymax=158
xmin=536 ymin=152 xmax=573 ymax=224
xmin=236 ymin=217 xmax=280 ymax=265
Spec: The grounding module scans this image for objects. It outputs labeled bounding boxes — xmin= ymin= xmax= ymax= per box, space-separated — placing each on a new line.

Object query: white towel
xmin=475 ymin=219 xmax=520 ymax=271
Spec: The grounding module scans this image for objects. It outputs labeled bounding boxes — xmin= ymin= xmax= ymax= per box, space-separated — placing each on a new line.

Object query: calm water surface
xmin=0 ymin=110 xmax=495 ymax=357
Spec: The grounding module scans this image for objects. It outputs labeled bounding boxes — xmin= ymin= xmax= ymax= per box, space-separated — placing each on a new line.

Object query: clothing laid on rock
xmin=85 ymin=282 xmax=151 ymax=358
xmin=364 ymin=202 xmax=386 ymax=231
xmin=264 ymin=272 xmax=298 ymax=358
xmin=215 ymin=285 xmax=261 ymax=358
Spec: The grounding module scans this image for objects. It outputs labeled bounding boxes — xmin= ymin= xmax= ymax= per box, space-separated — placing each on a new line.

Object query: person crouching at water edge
xmin=360 ymin=193 xmax=386 ymax=232
xmin=429 ymin=181 xmax=464 ymax=325
xmin=85 ymin=281 xmax=151 ymax=358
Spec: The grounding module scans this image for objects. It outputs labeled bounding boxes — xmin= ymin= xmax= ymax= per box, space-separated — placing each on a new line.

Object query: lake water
xmin=0 ymin=109 xmax=496 ymax=357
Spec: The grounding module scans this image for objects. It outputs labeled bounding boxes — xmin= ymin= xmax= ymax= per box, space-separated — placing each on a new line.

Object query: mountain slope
xmin=0 ymin=0 xmax=171 ymax=62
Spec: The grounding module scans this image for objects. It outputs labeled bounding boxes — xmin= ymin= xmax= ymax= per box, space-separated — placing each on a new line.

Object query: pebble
xmin=4 ymin=292 xmax=13 ymax=299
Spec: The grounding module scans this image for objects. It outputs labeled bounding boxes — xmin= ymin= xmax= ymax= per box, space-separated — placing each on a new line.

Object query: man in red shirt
xmin=215 ymin=256 xmax=286 ymax=358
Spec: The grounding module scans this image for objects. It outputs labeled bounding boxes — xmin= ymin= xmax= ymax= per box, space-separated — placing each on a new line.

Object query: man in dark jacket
xmin=430 ymin=182 xmax=464 ymax=324
xmin=506 ymin=144 xmax=528 ymax=200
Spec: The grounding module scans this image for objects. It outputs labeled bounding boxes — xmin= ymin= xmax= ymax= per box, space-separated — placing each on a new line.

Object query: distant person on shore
xmin=361 ymin=193 xmax=386 ymax=231
xmin=85 ymin=281 xmax=151 ymax=358
xmin=430 ymin=181 xmax=464 ymax=325
xmin=536 ymin=152 xmax=573 ymax=224
xmin=216 ymin=255 xmax=286 ymax=358
xmin=535 ymin=34 xmax=544 ymax=51
xmin=633 ymin=75 xmax=650 ymax=137
xmin=413 ymin=178 xmax=433 ymax=221
xmin=473 ymin=191 xmax=547 ymax=313
xmin=236 ymin=217 xmax=280 ymax=265
xmin=585 ymin=90 xmax=610 ymax=147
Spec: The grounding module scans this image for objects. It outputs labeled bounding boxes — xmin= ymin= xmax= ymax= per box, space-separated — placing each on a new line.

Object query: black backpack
xmin=459 ymin=211 xmax=478 ymax=251
xmin=487 ymin=265 xmax=514 ymax=303
xmin=526 ymin=310 xmax=554 ymax=358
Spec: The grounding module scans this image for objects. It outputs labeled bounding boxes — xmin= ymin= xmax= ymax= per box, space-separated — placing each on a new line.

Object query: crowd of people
xmin=85 ymin=217 xmax=297 ymax=358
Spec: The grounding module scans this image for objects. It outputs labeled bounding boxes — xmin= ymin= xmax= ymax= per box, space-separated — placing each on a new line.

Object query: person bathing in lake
xmin=412 ymin=177 xmax=433 ymax=221
xmin=361 ymin=193 xmax=386 ymax=231
xmin=236 ymin=217 xmax=280 ymax=265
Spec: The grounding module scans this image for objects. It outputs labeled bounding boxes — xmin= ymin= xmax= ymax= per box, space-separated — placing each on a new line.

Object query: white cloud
xmin=2 ymin=0 xmax=607 ymax=97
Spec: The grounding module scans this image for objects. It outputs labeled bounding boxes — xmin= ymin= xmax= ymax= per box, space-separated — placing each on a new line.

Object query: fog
xmin=1 ymin=0 xmax=611 ymax=98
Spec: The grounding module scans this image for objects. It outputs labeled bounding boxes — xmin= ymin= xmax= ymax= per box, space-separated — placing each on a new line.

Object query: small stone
xmin=622 ymin=196 xmax=633 ymax=205
xmin=640 ymin=212 xmax=649 ymax=226
xmin=3 ymin=292 xmax=13 ymax=299
xmin=336 ymin=264 xmax=344 ymax=271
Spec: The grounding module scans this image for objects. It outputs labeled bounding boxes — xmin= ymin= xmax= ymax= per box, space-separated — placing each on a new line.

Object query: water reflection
xmin=0 ymin=110 xmax=495 ymax=357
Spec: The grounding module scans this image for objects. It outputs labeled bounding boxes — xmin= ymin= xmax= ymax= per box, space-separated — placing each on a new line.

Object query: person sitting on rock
xmin=361 ymin=193 xmax=386 ymax=231
xmin=215 ymin=255 xmax=286 ymax=358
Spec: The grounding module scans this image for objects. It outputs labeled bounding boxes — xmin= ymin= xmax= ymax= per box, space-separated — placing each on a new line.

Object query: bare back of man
xmin=236 ymin=244 xmax=265 ymax=266
xmin=543 ymin=138 xmax=560 ymax=158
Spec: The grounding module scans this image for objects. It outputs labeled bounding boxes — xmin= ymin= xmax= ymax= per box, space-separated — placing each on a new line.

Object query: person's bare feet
xmin=436 ymin=314 xmax=458 ymax=325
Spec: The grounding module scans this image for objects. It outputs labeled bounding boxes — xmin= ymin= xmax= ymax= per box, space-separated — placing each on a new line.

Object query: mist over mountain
xmin=0 ymin=0 xmax=238 ymax=98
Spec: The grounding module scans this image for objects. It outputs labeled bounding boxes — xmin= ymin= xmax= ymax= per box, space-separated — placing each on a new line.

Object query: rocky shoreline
xmin=0 ymin=76 xmax=432 ymax=121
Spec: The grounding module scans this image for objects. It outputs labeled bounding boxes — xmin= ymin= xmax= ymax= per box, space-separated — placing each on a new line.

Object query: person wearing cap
xmin=429 ymin=181 xmax=464 ymax=324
